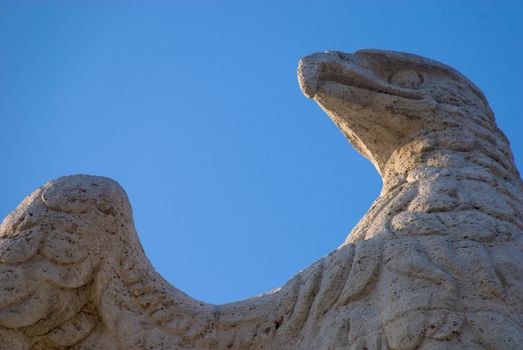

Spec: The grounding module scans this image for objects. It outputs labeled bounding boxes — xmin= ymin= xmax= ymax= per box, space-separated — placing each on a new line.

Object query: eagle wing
xmin=0 ymin=175 xmax=205 ymax=349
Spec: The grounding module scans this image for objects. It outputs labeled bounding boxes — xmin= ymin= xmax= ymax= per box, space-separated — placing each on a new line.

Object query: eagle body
xmin=1 ymin=50 xmax=522 ymax=349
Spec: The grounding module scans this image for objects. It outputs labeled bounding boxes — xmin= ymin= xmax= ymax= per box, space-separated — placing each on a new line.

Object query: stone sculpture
xmin=1 ymin=49 xmax=522 ymax=349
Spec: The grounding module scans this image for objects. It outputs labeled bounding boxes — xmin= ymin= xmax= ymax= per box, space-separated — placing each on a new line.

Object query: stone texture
xmin=1 ymin=49 xmax=523 ymax=349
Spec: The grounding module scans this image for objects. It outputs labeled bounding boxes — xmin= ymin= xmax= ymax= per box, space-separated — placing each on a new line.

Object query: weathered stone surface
xmin=1 ymin=49 xmax=522 ymax=349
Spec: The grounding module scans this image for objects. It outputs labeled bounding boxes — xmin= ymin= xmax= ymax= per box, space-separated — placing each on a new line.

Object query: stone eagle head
xmin=297 ymin=49 xmax=516 ymax=184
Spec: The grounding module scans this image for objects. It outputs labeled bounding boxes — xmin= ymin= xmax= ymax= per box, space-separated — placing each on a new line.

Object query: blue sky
xmin=1 ymin=1 xmax=522 ymax=304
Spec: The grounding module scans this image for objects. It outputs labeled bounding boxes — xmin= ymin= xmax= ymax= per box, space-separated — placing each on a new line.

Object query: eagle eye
xmin=388 ymin=69 xmax=424 ymax=89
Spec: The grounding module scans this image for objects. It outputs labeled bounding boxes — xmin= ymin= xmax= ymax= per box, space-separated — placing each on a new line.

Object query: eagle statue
xmin=1 ymin=50 xmax=522 ymax=349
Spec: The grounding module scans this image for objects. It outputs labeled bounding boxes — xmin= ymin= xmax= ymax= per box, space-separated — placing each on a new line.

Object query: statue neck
xmin=381 ymin=128 xmax=522 ymax=194
xmin=344 ymin=130 xmax=523 ymax=245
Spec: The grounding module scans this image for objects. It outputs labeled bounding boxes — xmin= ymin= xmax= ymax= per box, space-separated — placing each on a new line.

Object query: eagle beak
xmin=298 ymin=57 xmax=321 ymax=99
xmin=298 ymin=51 xmax=423 ymax=101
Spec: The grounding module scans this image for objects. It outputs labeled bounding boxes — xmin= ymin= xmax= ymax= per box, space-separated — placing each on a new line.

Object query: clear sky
xmin=1 ymin=1 xmax=522 ymax=304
